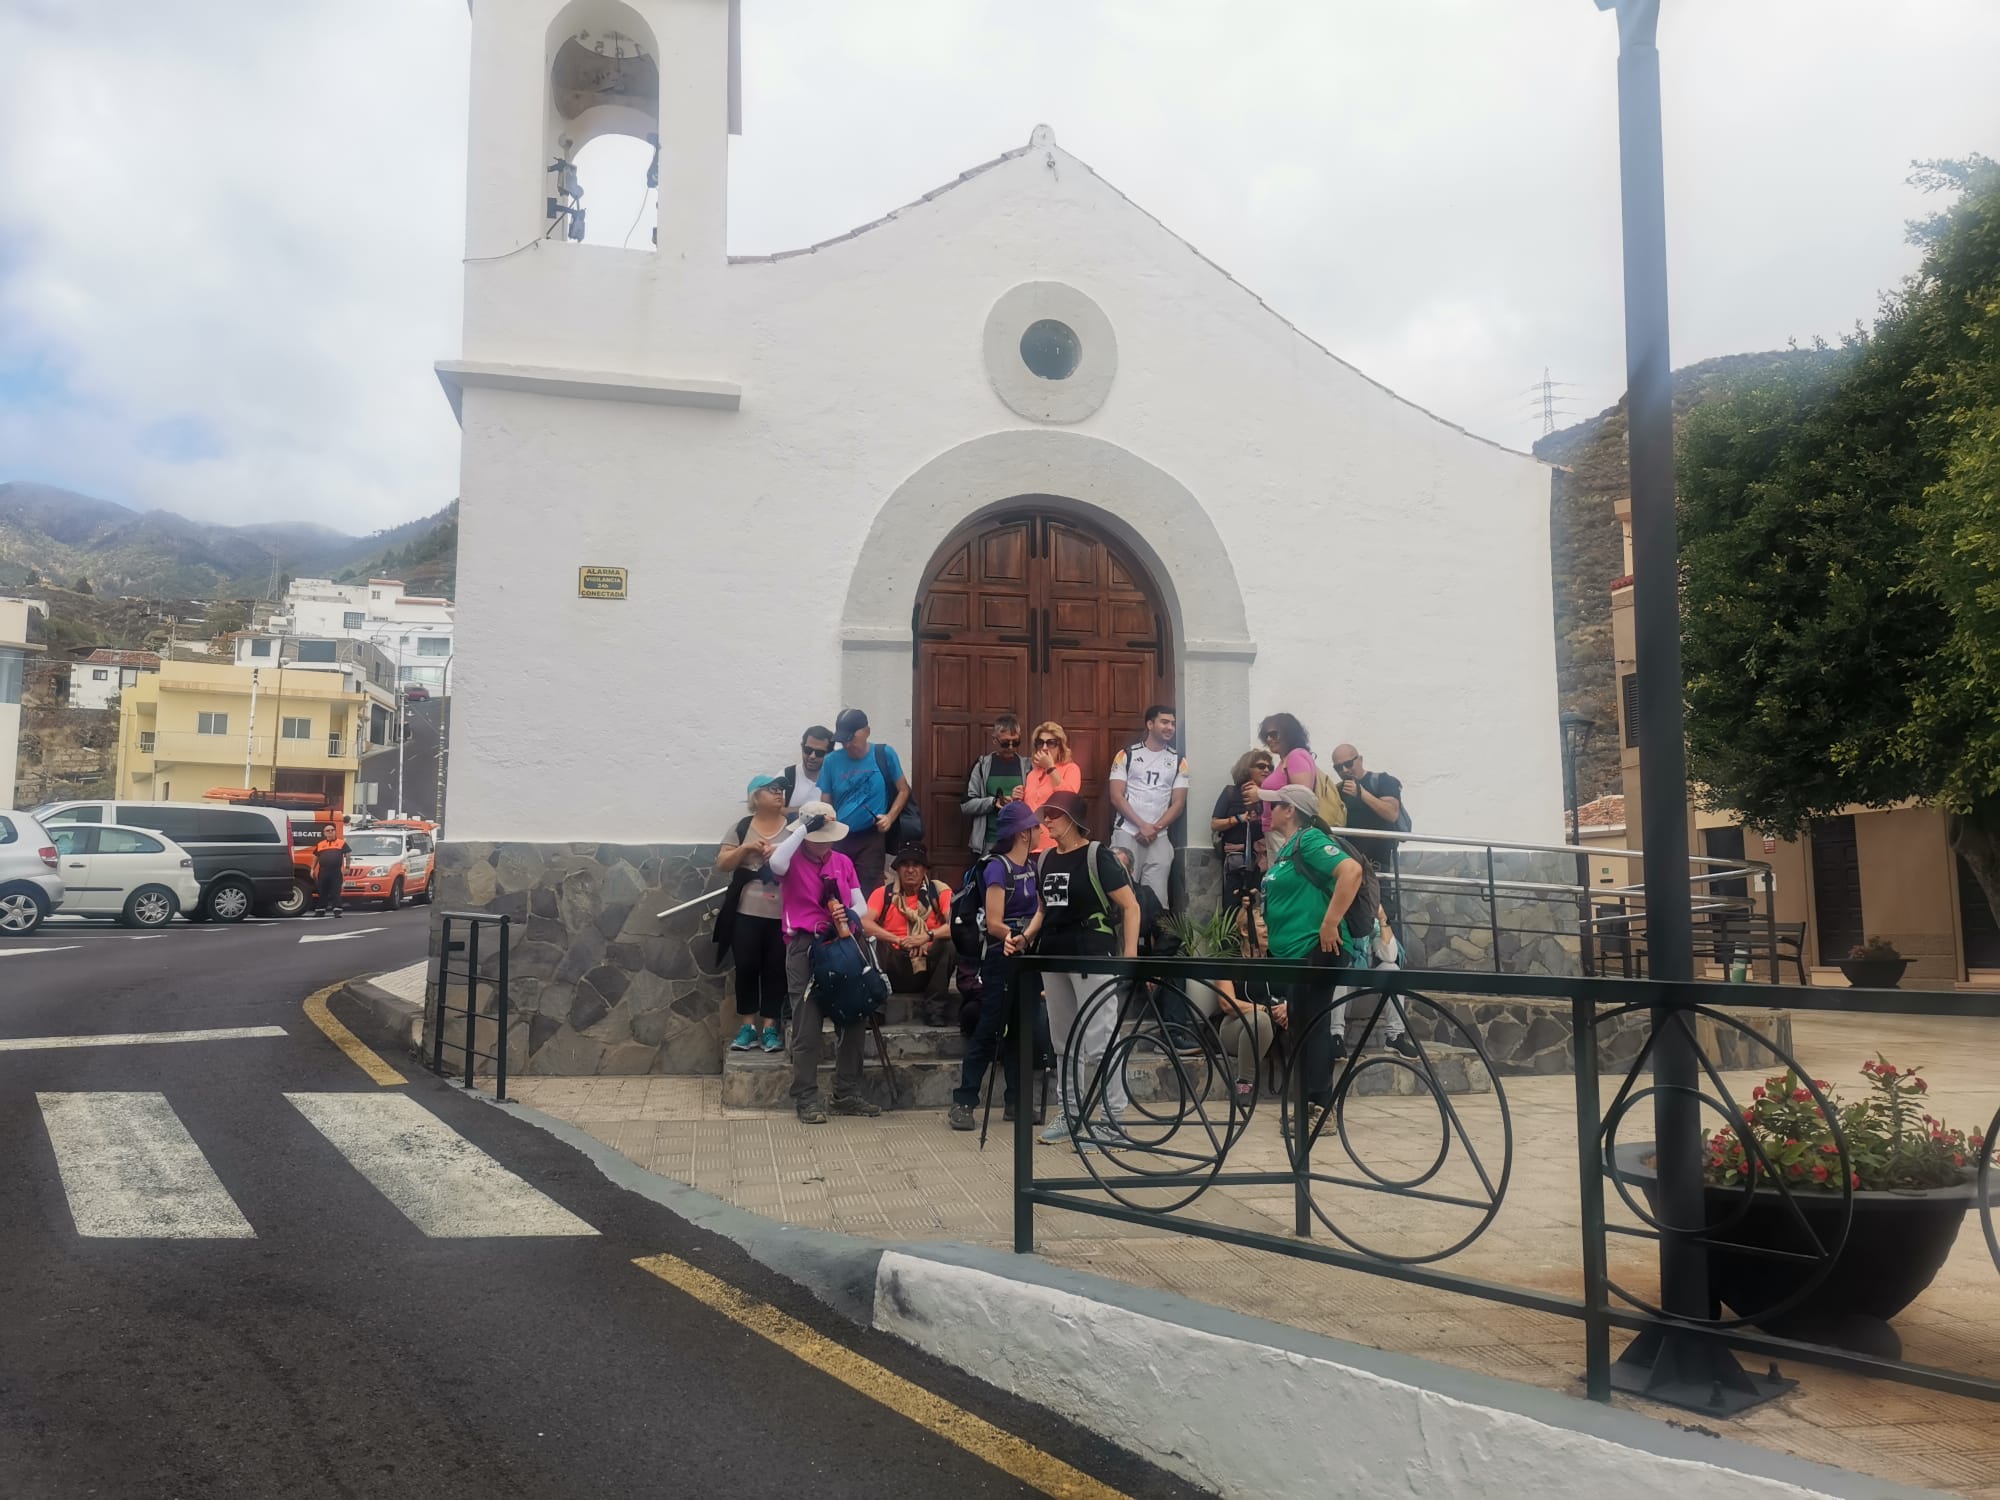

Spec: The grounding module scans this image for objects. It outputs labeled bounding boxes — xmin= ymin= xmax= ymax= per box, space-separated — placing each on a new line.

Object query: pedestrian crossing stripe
xmin=285 ymin=1093 xmax=597 ymax=1239
xmin=33 ymin=1091 xmax=597 ymax=1241
xmin=38 ymin=1092 xmax=255 ymax=1239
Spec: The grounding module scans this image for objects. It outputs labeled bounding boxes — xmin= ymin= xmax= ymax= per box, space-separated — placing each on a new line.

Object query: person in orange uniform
xmin=313 ymin=823 xmax=349 ymax=919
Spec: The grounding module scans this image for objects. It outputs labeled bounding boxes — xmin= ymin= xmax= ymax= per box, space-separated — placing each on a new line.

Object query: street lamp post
xmin=1560 ymin=711 xmax=1595 ymax=976
xmin=1594 ymin=0 xmax=1785 ymax=1412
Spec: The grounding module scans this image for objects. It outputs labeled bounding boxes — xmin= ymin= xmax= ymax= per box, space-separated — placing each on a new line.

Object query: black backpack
xmin=1286 ymin=832 xmax=1382 ymax=951
xmin=807 ymin=921 xmax=890 ymax=1026
xmin=950 ymin=860 xmax=990 ymax=961
xmin=710 ymin=815 xmax=756 ymax=958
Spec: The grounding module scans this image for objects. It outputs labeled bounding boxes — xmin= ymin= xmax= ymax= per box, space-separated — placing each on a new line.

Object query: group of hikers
xmin=711 ymin=705 xmax=1416 ymax=1142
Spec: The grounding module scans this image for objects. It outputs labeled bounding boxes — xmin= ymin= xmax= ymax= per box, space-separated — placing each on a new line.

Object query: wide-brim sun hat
xmin=797 ymin=800 xmax=849 ymax=843
xmin=994 ymin=798 xmax=1041 ymax=843
xmin=1257 ymin=783 xmax=1320 ymax=819
xmin=1038 ymin=789 xmax=1089 ymax=829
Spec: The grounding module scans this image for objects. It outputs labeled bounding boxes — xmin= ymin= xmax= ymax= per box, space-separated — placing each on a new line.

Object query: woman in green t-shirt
xmin=1258 ymin=783 xmax=1367 ymax=1108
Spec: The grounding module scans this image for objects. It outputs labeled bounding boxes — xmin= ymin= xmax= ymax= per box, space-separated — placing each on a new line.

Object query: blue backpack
xmin=807 ymin=917 xmax=890 ymax=1026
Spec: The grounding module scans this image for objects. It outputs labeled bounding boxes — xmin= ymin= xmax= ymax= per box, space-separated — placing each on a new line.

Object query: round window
xmin=1019 ymin=319 xmax=1082 ymax=382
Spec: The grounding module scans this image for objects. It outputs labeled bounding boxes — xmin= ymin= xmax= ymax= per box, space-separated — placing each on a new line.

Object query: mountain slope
xmin=0 ymin=483 xmax=455 ymax=599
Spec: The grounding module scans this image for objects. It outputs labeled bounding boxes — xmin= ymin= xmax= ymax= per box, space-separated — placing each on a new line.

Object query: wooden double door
xmin=914 ymin=510 xmax=1171 ymax=884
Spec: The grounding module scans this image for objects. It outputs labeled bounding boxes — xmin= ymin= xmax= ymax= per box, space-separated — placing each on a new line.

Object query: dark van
xmin=31 ymin=800 xmax=295 ymax=922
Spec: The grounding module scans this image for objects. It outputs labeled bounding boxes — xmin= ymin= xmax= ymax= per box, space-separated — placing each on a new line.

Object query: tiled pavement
xmin=512 ymin=1008 xmax=2000 ymax=1497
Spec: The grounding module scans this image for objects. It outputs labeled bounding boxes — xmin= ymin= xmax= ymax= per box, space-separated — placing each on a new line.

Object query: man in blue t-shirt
xmin=819 ymin=707 xmax=911 ymax=895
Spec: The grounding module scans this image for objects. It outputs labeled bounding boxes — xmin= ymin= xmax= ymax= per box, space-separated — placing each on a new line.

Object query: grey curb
xmin=330 ymin=978 xmax=424 ymax=1058
xmin=491 ymin=1094 xmax=1942 ymax=1500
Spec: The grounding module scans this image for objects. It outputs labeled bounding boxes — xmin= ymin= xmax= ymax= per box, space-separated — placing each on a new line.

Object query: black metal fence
xmin=1328 ymin=825 xmax=1783 ymax=983
xmin=428 ymin=910 xmax=511 ymax=1099
xmin=1009 ymin=955 xmax=2000 ymax=1410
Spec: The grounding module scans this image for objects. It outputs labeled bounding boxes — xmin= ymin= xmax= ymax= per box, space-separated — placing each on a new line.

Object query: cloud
xmin=2 ymin=0 xmax=1996 ymax=530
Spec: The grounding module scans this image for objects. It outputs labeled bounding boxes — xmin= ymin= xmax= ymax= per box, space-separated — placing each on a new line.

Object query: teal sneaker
xmin=760 ymin=1026 xmax=783 ymax=1053
xmin=729 ymin=1023 xmax=759 ymax=1051
xmin=1039 ymin=1115 xmax=1072 ymax=1146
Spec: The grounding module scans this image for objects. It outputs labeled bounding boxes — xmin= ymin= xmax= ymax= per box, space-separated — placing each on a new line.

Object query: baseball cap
xmin=1257 ymin=783 xmax=1320 ymax=819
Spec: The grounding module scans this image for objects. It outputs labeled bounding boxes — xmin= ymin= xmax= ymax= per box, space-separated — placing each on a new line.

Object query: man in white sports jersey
xmin=1107 ymin=704 xmax=1189 ymax=907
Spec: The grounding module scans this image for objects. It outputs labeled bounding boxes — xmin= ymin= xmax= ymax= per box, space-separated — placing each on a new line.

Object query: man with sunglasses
xmin=1331 ymin=742 xmax=1409 ymax=854
xmin=779 ymin=725 xmax=835 ymax=810
xmin=960 ymin=714 xmax=1026 ymax=858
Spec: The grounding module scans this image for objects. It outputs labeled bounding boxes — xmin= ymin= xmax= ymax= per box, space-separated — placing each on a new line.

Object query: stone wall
xmin=427 ymin=840 xmax=732 ymax=1077
xmin=431 ymin=843 xmax=1597 ymax=1079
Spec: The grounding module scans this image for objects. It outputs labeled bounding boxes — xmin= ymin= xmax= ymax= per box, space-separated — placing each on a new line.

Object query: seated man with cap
xmin=866 ymin=843 xmax=955 ymax=1024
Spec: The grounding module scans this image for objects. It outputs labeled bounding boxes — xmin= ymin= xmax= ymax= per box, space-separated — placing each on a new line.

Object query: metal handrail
xmin=1009 ymin=956 xmax=2000 ymax=1410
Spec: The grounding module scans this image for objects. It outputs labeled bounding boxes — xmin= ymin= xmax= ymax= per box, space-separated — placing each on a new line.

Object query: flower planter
xmin=1610 ymin=1142 xmax=1973 ymax=1358
xmin=1836 ymin=957 xmax=1908 ymax=989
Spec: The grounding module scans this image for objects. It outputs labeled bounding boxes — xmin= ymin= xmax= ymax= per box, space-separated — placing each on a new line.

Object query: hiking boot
xmin=795 ymin=1094 xmax=828 ymax=1125
xmin=830 ymin=1093 xmax=881 ymax=1117
xmin=729 ymin=1023 xmax=759 ymax=1052
xmin=760 ymin=1026 xmax=784 ymax=1053
xmin=1385 ymin=1032 xmax=1421 ymax=1059
xmin=948 ymin=1102 xmax=976 ymax=1131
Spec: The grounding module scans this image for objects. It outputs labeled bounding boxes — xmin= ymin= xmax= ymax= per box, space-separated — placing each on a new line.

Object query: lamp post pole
xmin=395 ymin=635 xmax=409 ymax=819
xmin=433 ymin=656 xmax=454 ymax=832
xmin=1594 ymin=0 xmax=1782 ymax=1412
xmin=1560 ymin=711 xmax=1595 ymax=976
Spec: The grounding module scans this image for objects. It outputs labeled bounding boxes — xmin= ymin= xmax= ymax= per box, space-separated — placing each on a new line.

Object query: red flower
xmin=1812 ymin=1165 xmax=1830 ymax=1183
xmin=1791 ymin=1089 xmax=1811 ymax=1103
xmin=1789 ymin=1163 xmax=1804 ymax=1177
xmin=1851 ymin=1172 xmax=1861 ymax=1189
xmin=1752 ymin=1086 xmax=1766 ymax=1101
xmin=1954 ymin=1153 xmax=1965 ymax=1168
xmin=1813 ymin=1080 xmax=1829 ymax=1090
xmin=1820 ymin=1143 xmax=1839 ymax=1154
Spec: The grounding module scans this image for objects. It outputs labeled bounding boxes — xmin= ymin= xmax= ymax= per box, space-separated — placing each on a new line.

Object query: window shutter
xmin=1621 ymin=672 xmax=1640 ymax=748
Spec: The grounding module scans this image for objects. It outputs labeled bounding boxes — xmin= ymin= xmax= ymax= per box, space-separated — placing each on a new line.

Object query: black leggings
xmin=732 ymin=914 xmax=787 ymax=1022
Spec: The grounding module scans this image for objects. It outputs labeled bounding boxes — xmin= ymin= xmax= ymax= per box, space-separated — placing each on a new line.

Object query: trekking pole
xmin=656 ymin=886 xmax=728 ymax=920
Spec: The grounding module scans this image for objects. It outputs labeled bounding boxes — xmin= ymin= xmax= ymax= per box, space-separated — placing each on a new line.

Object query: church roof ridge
xmin=728 ymin=128 xmax=1540 ymax=463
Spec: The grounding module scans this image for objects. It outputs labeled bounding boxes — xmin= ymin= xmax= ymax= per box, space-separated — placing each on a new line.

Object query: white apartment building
xmin=274 ymin=577 xmax=455 ymax=693
xmin=0 ymin=596 xmax=45 ymax=806
xmin=68 ymin=649 xmax=161 ymax=712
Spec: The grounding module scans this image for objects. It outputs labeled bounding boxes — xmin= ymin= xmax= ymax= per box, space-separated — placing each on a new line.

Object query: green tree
xmin=72 ymin=576 xmax=93 ymax=594
xmin=1679 ymin=157 xmax=2000 ymax=924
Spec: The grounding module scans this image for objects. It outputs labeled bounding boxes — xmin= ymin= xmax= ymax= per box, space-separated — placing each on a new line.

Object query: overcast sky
xmin=1 ymin=0 xmax=1994 ymax=535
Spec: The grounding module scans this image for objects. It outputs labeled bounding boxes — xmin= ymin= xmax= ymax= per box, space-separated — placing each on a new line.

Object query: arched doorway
xmin=914 ymin=506 xmax=1173 ymax=882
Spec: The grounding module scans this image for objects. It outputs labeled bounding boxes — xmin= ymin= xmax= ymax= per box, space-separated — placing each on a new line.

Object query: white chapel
xmin=434 ymin=0 xmax=1564 ymax=1074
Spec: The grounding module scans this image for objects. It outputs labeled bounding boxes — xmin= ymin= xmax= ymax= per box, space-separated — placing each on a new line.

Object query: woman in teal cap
xmin=717 ymin=774 xmax=793 ymax=1052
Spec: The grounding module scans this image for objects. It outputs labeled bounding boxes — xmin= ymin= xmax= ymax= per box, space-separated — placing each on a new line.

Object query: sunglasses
xmin=1252 ymin=762 xmax=1273 ymax=773
xmin=1334 ymin=757 xmax=1359 ymax=772
xmin=800 ymin=744 xmax=829 ymax=757
xmin=997 ymin=737 xmax=1021 ymax=748
xmin=1034 ymin=737 xmax=1062 ymax=748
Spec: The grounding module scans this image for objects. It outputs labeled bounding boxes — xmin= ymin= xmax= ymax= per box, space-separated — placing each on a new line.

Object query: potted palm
xmin=1610 ymin=1057 xmax=1982 ymax=1357
xmin=1838 ymin=935 xmax=1909 ymax=989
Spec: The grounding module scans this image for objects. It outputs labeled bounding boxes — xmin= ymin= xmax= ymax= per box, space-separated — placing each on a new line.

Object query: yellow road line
xmin=633 ymin=1253 xmax=1129 ymax=1500
xmin=303 ymin=983 xmax=405 ymax=1087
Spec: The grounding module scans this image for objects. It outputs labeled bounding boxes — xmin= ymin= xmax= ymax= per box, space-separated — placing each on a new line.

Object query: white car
xmin=0 ymin=809 xmax=65 ymax=935
xmin=46 ymin=823 xmax=204 ymax=928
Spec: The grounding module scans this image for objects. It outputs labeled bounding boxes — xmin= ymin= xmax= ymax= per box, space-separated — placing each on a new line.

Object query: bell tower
xmin=460 ymin=0 xmax=740 ymax=270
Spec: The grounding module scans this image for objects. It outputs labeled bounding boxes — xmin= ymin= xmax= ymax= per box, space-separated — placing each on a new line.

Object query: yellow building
xmin=116 ymin=638 xmax=399 ymax=810
xmin=1608 ymin=499 xmax=2000 ymax=988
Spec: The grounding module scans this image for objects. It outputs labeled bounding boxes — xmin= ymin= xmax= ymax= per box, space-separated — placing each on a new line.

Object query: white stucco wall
xmin=447 ymin=3 xmax=1559 ymax=849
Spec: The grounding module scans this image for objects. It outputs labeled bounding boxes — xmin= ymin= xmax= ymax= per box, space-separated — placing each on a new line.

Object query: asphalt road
xmin=0 ymin=911 xmax=1200 ymax=1498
